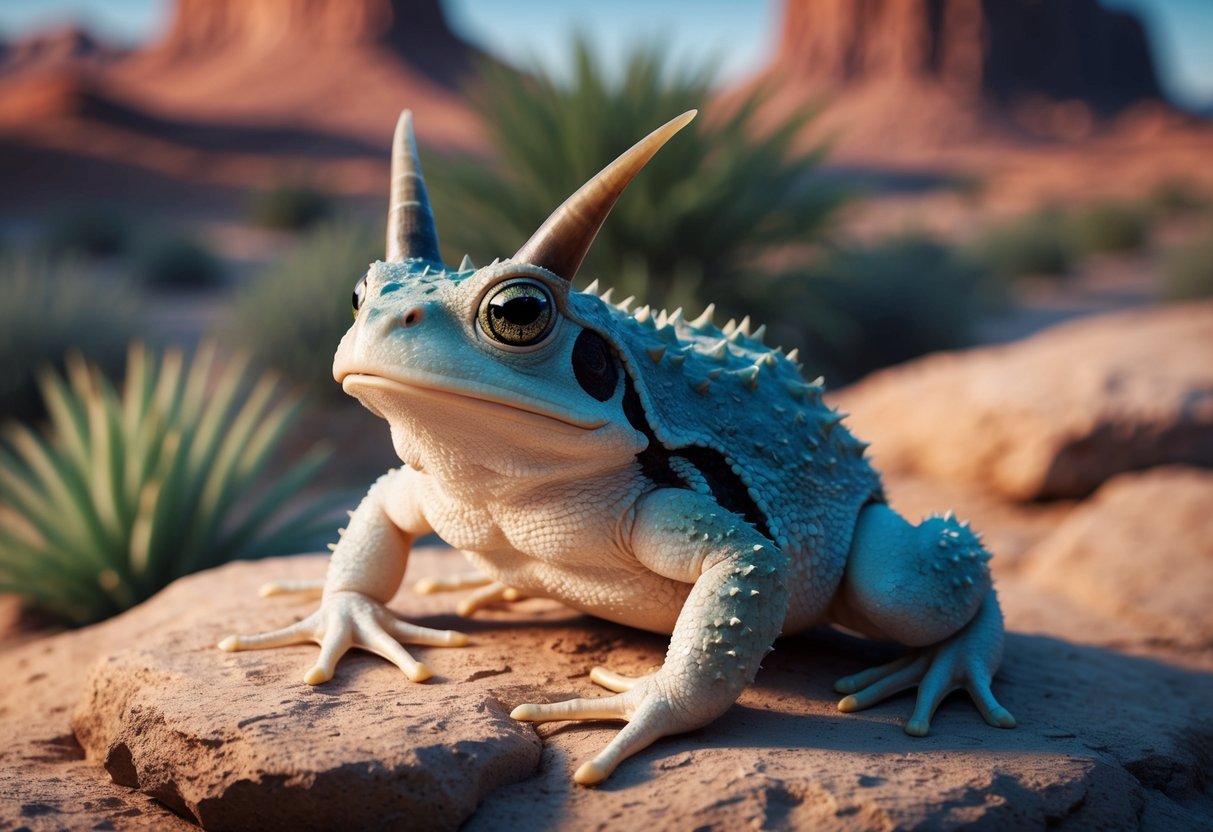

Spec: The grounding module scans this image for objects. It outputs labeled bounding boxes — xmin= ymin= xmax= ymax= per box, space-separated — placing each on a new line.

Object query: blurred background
xmin=1 ymin=0 xmax=1212 ymax=626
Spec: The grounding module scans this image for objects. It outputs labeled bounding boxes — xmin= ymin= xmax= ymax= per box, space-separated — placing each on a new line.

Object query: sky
xmin=0 ymin=0 xmax=1210 ymax=110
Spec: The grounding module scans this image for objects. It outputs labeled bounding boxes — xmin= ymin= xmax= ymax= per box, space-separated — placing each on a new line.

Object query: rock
xmin=748 ymin=0 xmax=1171 ymax=152
xmin=470 ymin=630 xmax=1213 ymax=831
xmin=834 ymin=302 xmax=1213 ymax=501
xmin=772 ymin=0 xmax=1162 ymax=115
xmin=4 ymin=548 xmax=1212 ymax=829
xmin=68 ymin=551 xmax=543 ymax=831
xmin=1015 ymin=467 xmax=1213 ymax=650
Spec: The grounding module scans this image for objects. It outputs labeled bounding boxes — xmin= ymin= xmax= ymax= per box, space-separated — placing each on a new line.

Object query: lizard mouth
xmin=340 ymin=373 xmax=608 ymax=431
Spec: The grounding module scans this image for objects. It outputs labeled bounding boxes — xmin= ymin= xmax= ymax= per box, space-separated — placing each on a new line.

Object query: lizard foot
xmin=257 ymin=578 xmax=325 ymax=600
xmin=833 ymin=640 xmax=1016 ymax=736
xmin=511 ymin=670 xmax=703 ymax=786
xmin=218 ymin=589 xmax=468 ymax=685
xmin=414 ymin=572 xmax=530 ymax=617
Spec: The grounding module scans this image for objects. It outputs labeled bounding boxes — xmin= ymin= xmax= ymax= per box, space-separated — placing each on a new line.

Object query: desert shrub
xmin=0 ymin=343 xmax=337 ymax=625
xmin=787 ymin=235 xmax=993 ymax=384
xmin=0 ymin=254 xmax=138 ymax=423
xmin=136 ymin=236 xmax=225 ymax=290
xmin=1147 ymin=179 xmax=1208 ymax=218
xmin=248 ymin=184 xmax=334 ymax=231
xmin=947 ymin=172 xmax=987 ymax=204
xmin=1162 ymin=227 xmax=1213 ymax=301
xmin=227 ymin=222 xmax=380 ymax=399
xmin=43 ymin=205 xmax=133 ymax=259
xmin=972 ymin=209 xmax=1075 ymax=279
xmin=1067 ymin=201 xmax=1151 ymax=254
xmin=425 ymin=40 xmax=844 ymax=328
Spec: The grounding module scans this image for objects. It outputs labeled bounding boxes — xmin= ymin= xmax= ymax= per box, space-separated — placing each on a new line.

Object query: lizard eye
xmin=478 ymin=277 xmax=556 ymax=348
xmin=352 ymin=272 xmax=368 ymax=318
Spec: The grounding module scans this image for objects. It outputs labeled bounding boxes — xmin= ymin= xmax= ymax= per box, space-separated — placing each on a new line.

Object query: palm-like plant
xmin=0 ymin=343 xmax=338 ymax=625
xmin=426 ymin=41 xmax=843 ymax=320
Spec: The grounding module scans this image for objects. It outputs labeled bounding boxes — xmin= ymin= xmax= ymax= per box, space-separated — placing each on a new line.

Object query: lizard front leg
xmin=512 ymin=488 xmax=788 ymax=785
xmin=219 ymin=468 xmax=468 ymax=684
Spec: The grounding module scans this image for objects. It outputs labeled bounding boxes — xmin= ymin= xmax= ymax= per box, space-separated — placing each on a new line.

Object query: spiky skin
xmin=219 ymin=258 xmax=1015 ymax=786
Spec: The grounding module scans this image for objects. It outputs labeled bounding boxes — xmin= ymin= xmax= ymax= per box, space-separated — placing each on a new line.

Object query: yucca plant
xmin=426 ymin=40 xmax=843 ymax=323
xmin=0 ymin=343 xmax=338 ymax=625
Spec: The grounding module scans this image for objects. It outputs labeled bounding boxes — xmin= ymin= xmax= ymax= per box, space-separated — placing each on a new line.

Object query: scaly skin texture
xmin=219 ymin=111 xmax=1015 ymax=786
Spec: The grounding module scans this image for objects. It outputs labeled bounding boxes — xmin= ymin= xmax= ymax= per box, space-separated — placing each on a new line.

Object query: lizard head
xmin=333 ymin=110 xmax=694 ymax=475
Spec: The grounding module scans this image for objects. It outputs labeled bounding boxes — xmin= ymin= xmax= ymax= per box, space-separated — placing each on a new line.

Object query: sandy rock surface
xmin=3 ymin=547 xmax=1212 ymax=831
xmin=1016 ymin=467 xmax=1213 ymax=650
xmin=834 ymin=301 xmax=1213 ymax=501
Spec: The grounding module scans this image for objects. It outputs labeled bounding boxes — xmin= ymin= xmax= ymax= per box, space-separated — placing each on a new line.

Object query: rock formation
xmin=0 ymin=0 xmax=489 ymax=199
xmin=742 ymin=0 xmax=1201 ymax=161
xmin=774 ymin=0 xmax=1162 ymax=115
xmin=835 ymin=301 xmax=1213 ymax=500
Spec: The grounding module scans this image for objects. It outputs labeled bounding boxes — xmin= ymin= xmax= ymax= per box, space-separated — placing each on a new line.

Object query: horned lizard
xmin=220 ymin=110 xmax=1014 ymax=785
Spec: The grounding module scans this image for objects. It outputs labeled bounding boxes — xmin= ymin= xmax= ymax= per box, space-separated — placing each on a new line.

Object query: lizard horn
xmin=386 ymin=109 xmax=443 ymax=264
xmin=513 ymin=110 xmax=696 ymax=281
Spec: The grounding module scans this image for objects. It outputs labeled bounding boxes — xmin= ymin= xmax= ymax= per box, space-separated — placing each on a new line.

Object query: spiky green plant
xmin=426 ymin=40 xmax=843 ymax=323
xmin=0 ymin=343 xmax=337 ymax=625
xmin=226 ymin=222 xmax=380 ymax=401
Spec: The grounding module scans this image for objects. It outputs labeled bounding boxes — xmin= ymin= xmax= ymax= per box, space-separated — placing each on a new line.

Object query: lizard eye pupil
xmin=492 ymin=295 xmax=545 ymax=327
xmin=479 ymin=278 xmax=556 ymax=348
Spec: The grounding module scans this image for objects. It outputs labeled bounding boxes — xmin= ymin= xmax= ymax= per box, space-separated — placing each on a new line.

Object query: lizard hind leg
xmin=831 ymin=503 xmax=1014 ymax=735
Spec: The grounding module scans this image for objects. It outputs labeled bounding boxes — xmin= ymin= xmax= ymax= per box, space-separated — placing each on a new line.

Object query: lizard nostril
xmin=401 ymin=307 xmax=424 ymax=328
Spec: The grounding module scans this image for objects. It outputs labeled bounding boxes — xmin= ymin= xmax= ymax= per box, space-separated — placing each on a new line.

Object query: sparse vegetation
xmin=788 ymin=235 xmax=993 ymax=384
xmin=1162 ymin=226 xmax=1213 ymax=301
xmin=972 ymin=209 xmax=1075 ymax=280
xmin=0 ymin=254 xmax=138 ymax=424
xmin=43 ymin=205 xmax=133 ymax=259
xmin=227 ymin=222 xmax=380 ymax=399
xmin=1146 ymin=179 xmax=1208 ymax=219
xmin=248 ymin=183 xmax=335 ymax=231
xmin=1067 ymin=200 xmax=1151 ymax=254
xmin=136 ymin=236 xmax=226 ymax=290
xmin=426 ymin=40 xmax=844 ymax=327
xmin=0 ymin=343 xmax=336 ymax=626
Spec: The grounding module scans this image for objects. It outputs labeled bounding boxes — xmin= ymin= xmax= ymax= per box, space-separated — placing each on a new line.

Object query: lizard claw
xmin=511 ymin=672 xmax=703 ymax=786
xmin=413 ymin=572 xmax=530 ymax=617
xmin=219 ymin=589 xmax=468 ymax=685
xmin=834 ymin=638 xmax=1015 ymax=735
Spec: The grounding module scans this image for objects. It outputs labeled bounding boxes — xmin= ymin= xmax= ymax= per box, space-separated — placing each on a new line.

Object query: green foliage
xmin=787 ymin=235 xmax=993 ymax=384
xmin=972 ymin=209 xmax=1075 ymax=280
xmin=136 ymin=236 xmax=226 ymax=290
xmin=1162 ymin=226 xmax=1213 ymax=301
xmin=0 ymin=344 xmax=336 ymax=626
xmin=248 ymin=183 xmax=335 ymax=232
xmin=0 ymin=255 xmax=138 ymax=424
xmin=426 ymin=40 xmax=843 ymax=324
xmin=227 ymin=222 xmax=380 ymax=399
xmin=1146 ymin=179 xmax=1208 ymax=219
xmin=1067 ymin=200 xmax=1151 ymax=254
xmin=43 ymin=206 xmax=133 ymax=259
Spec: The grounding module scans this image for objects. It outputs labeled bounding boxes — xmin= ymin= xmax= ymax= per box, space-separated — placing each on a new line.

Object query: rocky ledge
xmin=0 ymin=542 xmax=1205 ymax=831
